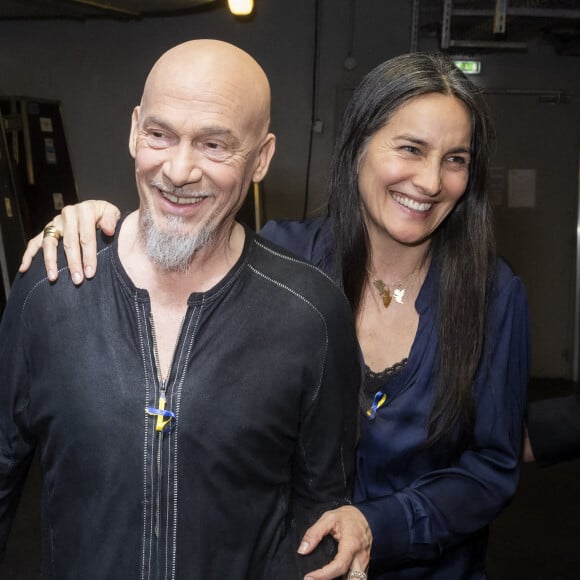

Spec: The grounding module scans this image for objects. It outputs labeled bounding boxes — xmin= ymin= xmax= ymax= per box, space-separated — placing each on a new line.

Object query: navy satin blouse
xmin=261 ymin=217 xmax=529 ymax=579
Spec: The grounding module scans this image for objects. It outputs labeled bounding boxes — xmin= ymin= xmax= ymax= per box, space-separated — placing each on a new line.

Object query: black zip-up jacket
xmin=0 ymin=224 xmax=360 ymax=579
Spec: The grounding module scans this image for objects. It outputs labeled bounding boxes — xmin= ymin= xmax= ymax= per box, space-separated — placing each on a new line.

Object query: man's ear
xmin=252 ymin=133 xmax=276 ymax=183
xmin=128 ymin=106 xmax=141 ymax=159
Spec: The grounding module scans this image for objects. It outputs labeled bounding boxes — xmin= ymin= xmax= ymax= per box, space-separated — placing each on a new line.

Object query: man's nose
xmin=163 ymin=143 xmax=203 ymax=186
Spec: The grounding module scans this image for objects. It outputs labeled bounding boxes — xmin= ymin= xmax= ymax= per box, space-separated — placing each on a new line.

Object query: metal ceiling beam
xmin=410 ymin=0 xmax=420 ymax=52
xmin=508 ymin=8 xmax=580 ymax=18
xmin=69 ymin=0 xmax=139 ymax=16
xmin=442 ymin=0 xmax=453 ymax=49
xmin=494 ymin=0 xmax=507 ymax=34
xmin=437 ymin=0 xmax=580 ymax=52
xmin=450 ymin=39 xmax=528 ymax=49
xmin=450 ymin=7 xmax=580 ymax=19
xmin=0 ymin=0 xmax=218 ymax=20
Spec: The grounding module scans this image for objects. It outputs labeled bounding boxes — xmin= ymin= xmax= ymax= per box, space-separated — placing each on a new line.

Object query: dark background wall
xmin=0 ymin=0 xmax=413 ymax=220
xmin=0 ymin=0 xmax=579 ymax=379
xmin=1 ymin=2 xmax=580 ymax=578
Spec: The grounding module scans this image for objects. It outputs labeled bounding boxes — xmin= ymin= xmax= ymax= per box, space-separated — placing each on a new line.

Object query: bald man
xmin=0 ymin=40 xmax=361 ymax=579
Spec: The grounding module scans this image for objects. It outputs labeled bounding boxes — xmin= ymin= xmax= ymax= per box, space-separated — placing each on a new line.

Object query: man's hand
xmin=19 ymin=200 xmax=121 ymax=284
xmin=299 ymin=505 xmax=372 ymax=580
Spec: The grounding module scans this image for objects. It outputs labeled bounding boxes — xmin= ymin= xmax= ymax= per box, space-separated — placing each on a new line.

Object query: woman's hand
xmin=19 ymin=200 xmax=121 ymax=284
xmin=299 ymin=505 xmax=372 ymax=580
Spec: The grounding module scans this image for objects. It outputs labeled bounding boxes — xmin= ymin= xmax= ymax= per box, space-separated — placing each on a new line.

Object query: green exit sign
xmin=453 ymin=60 xmax=481 ymax=75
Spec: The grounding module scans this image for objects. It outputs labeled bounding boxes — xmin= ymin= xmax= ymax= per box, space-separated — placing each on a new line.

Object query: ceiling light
xmin=228 ymin=0 xmax=254 ymax=16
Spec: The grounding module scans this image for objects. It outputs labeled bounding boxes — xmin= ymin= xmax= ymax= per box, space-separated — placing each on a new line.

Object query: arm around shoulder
xmin=19 ymin=200 xmax=121 ymax=285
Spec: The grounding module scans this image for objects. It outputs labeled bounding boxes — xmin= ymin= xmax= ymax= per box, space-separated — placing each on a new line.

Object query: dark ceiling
xmin=416 ymin=0 xmax=580 ymax=56
xmin=0 ymin=1 xmax=578 ymax=56
xmin=0 ymin=0 xmax=218 ymax=20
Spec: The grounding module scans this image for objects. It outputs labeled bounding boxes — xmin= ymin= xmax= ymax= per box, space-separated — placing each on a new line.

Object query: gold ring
xmin=347 ymin=572 xmax=367 ymax=580
xmin=43 ymin=224 xmax=62 ymax=241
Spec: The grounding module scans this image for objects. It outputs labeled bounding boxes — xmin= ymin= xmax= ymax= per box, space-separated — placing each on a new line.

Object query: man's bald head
xmin=142 ymin=39 xmax=272 ymax=140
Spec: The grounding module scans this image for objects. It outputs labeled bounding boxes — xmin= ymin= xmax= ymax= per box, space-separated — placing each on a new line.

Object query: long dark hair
xmin=328 ymin=52 xmax=495 ymax=444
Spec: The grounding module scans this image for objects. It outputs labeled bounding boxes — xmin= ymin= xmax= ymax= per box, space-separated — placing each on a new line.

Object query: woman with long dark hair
xmin=22 ymin=52 xmax=529 ymax=579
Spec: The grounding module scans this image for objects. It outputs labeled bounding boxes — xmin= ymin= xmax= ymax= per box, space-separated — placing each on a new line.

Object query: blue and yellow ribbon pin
xmin=366 ymin=391 xmax=387 ymax=420
xmin=146 ymin=393 xmax=176 ymax=433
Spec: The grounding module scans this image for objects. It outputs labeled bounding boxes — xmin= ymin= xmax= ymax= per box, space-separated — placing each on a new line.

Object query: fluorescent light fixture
xmin=228 ymin=0 xmax=254 ymax=16
xmin=453 ymin=59 xmax=481 ymax=75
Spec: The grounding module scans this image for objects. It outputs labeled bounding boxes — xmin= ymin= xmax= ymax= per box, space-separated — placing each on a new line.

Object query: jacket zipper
xmin=149 ymin=312 xmax=186 ymax=577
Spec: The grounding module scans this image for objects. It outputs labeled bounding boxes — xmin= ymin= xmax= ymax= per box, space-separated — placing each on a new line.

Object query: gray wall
xmin=0 ymin=0 xmax=412 ymax=219
xmin=1 ymin=0 xmax=579 ymax=378
xmin=474 ymin=53 xmax=580 ymax=379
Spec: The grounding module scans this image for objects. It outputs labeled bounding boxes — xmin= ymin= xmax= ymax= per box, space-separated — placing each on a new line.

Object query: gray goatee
xmin=139 ymin=206 xmax=215 ymax=272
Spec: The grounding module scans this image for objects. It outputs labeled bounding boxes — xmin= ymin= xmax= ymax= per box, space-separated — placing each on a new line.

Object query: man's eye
xmin=144 ymin=128 xmax=166 ymax=141
xmin=201 ymin=141 xmax=231 ymax=161
xmin=401 ymin=145 xmax=420 ymax=154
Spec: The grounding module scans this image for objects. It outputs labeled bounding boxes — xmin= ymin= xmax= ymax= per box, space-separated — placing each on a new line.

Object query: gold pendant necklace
xmin=373 ymin=279 xmax=396 ymax=308
xmin=371 ymin=265 xmax=421 ymax=309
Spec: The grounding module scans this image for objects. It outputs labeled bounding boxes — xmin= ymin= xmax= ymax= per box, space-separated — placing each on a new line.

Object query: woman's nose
xmin=413 ymin=159 xmax=442 ymax=196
